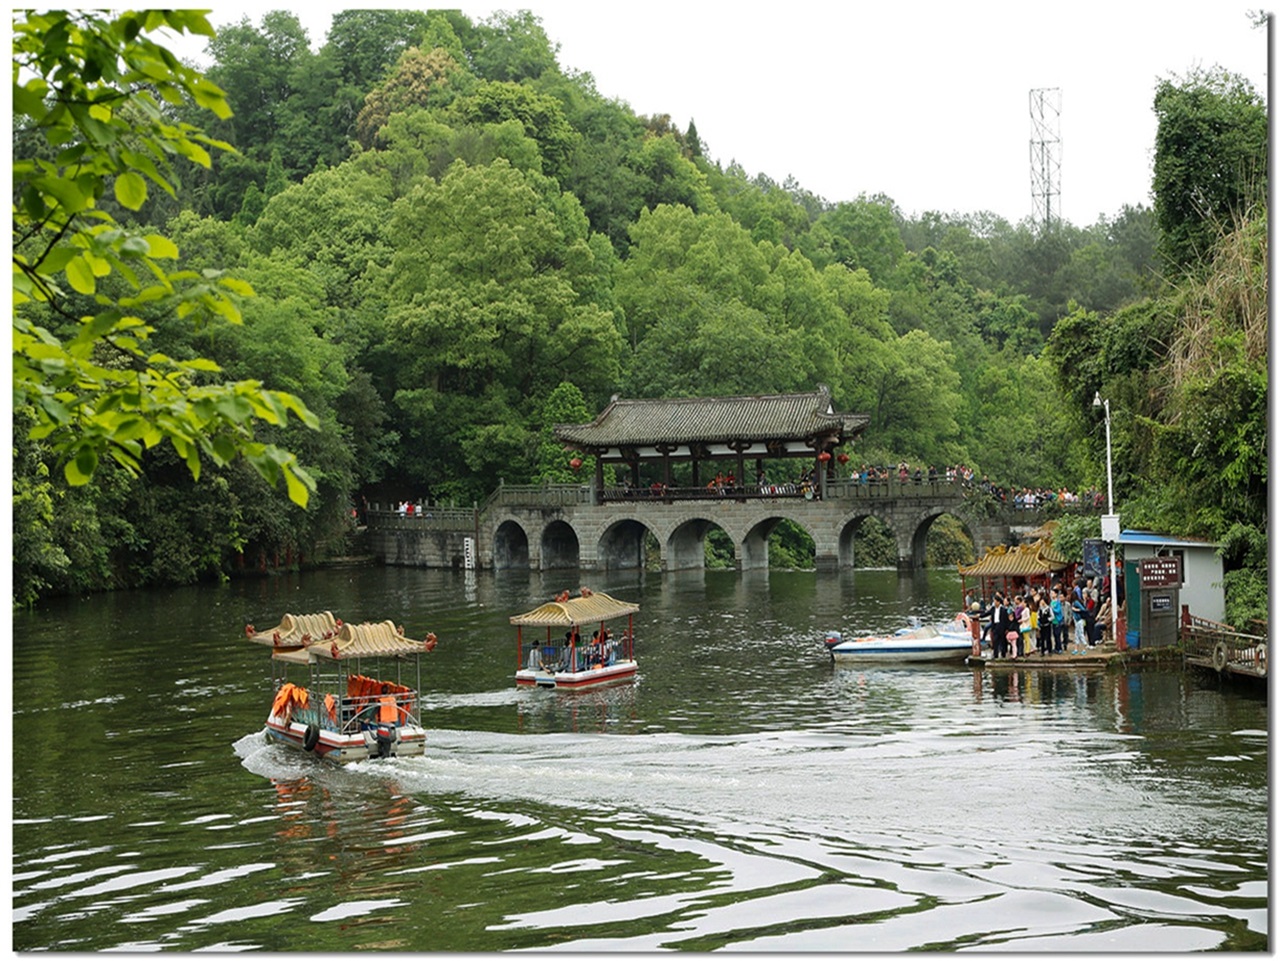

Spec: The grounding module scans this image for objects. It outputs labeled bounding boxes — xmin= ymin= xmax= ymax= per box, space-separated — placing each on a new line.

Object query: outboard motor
xmin=823 ymin=631 xmax=843 ymax=650
xmin=374 ymin=725 xmax=395 ymax=758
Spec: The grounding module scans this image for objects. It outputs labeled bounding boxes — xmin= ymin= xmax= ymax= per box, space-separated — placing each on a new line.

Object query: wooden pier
xmin=1180 ymin=611 xmax=1267 ymax=682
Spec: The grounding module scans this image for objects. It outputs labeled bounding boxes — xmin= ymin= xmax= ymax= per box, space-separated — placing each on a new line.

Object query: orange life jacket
xmin=378 ymin=694 xmax=398 ymax=724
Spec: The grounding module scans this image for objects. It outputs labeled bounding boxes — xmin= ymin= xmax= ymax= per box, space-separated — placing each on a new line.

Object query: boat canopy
xmin=247 ymin=610 xmax=340 ymax=646
xmin=510 ymin=591 xmax=639 ymax=628
xmin=271 ymin=620 xmax=432 ymax=663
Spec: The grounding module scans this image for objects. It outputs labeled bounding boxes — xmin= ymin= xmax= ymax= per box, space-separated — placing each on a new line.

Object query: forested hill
xmin=12 ymin=10 xmax=1267 ymax=624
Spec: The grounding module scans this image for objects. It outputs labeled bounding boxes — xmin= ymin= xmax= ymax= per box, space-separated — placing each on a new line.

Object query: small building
xmin=1117 ymin=529 xmax=1225 ymax=624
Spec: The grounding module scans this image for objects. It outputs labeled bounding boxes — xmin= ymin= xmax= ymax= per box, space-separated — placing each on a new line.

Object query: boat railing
xmin=525 ymin=640 xmax=620 ymax=673
xmin=281 ymin=690 xmax=420 ymax=733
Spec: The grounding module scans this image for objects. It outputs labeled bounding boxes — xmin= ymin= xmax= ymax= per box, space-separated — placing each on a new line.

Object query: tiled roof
xmin=510 ymin=591 xmax=640 ymax=627
xmin=958 ymin=540 xmax=1071 ymax=577
xmin=555 ymin=386 xmax=869 ymax=447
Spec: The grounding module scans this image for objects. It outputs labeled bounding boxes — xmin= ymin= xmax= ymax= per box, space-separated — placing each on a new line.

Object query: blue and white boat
xmin=823 ymin=619 xmax=973 ymax=664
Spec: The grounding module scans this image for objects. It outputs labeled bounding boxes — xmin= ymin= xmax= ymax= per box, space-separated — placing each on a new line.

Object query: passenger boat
xmin=256 ymin=618 xmax=438 ymax=762
xmin=512 ymin=588 xmax=639 ymax=689
xmin=824 ymin=618 xmax=973 ymax=664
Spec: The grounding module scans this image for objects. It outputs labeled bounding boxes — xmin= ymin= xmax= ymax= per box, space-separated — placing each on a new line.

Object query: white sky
xmin=173 ymin=1 xmax=1269 ymax=227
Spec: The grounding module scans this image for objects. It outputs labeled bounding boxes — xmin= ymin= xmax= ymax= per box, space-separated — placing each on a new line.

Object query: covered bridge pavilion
xmin=554 ymin=387 xmax=870 ymax=504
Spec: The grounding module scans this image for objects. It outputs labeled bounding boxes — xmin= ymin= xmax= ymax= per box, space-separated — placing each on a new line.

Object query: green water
xmin=12 ymin=565 xmax=1268 ymax=951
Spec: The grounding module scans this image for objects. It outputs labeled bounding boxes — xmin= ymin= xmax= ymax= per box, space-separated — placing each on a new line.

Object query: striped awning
xmin=510 ymin=591 xmax=639 ymax=627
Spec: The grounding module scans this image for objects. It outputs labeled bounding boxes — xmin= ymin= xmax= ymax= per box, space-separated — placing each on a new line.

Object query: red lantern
xmin=817 ymin=451 xmax=832 ymax=462
xmin=569 ymin=457 xmax=583 ymax=471
xmin=837 ymin=452 xmax=850 ymax=465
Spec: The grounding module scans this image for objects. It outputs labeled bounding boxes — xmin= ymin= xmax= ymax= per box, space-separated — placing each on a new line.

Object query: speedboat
xmin=512 ymin=588 xmax=639 ymax=690
xmin=824 ymin=618 xmax=973 ymax=664
xmin=253 ymin=618 xmax=439 ymax=762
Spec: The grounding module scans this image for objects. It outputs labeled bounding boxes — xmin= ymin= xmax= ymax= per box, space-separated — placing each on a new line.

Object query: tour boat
xmin=512 ymin=589 xmax=639 ymax=690
xmin=255 ymin=618 xmax=439 ymax=762
xmin=824 ymin=618 xmax=973 ymax=664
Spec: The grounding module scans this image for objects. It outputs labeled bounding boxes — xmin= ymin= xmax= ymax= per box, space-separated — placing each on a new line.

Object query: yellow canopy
xmin=271 ymin=620 xmax=433 ymax=663
xmin=957 ymin=539 xmax=1071 ymax=577
xmin=510 ymin=591 xmax=639 ymax=627
xmin=247 ymin=611 xmax=340 ymax=646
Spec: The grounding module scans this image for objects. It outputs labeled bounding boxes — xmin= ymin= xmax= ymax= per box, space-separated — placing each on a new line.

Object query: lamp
xmin=1094 ymin=392 xmax=1120 ymax=648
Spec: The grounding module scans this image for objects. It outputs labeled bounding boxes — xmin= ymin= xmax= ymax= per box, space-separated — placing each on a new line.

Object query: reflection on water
xmin=12 ymin=566 xmax=1268 ymax=951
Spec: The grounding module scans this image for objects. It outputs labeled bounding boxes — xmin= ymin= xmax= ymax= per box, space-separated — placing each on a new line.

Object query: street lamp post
xmin=1094 ymin=392 xmax=1120 ymax=647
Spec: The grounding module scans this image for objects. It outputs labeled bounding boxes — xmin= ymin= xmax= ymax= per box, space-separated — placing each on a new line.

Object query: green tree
xmin=799 ymin=194 xmax=905 ymax=284
xmin=471 ymin=10 xmax=558 ymax=83
xmin=533 ymin=381 xmax=594 ymax=481
xmin=354 ymin=45 xmax=463 ymax=148
xmin=204 ymin=11 xmax=312 ymax=161
xmin=1151 ymin=68 xmax=1267 ymax=272
xmin=380 ymin=159 xmax=622 ymax=497
xmin=12 ymin=10 xmax=318 ymax=505
xmin=454 ymin=80 xmax=580 ymax=180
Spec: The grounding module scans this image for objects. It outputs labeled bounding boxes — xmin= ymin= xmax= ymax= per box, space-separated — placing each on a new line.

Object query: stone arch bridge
xmin=366 ymin=479 xmax=1052 ymax=573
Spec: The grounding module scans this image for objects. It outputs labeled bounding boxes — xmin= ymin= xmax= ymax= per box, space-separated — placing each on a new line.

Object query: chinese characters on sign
xmin=1139 ymin=556 xmax=1182 ymax=588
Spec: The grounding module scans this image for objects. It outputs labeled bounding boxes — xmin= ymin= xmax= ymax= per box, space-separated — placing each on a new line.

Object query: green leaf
xmin=65 ymin=256 xmax=97 ymax=295
xmin=283 ymin=463 xmax=316 ymax=508
xmin=34 ymin=174 xmax=92 ymax=214
xmin=64 ymin=445 xmax=99 ymax=486
xmin=143 ymin=233 xmax=179 ymax=259
xmin=114 ymin=171 xmax=148 ymax=210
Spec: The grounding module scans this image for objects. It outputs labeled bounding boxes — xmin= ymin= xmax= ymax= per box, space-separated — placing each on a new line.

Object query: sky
xmin=165 ymin=2 xmax=1269 ymax=226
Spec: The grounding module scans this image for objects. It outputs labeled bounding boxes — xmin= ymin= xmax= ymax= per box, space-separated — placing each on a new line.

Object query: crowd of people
xmin=961 ymin=574 xmax=1116 ymax=658
xmin=849 ymin=463 xmax=1104 ymax=508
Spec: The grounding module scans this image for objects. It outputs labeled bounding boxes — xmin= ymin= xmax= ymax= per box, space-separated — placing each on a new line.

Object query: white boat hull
xmin=265 ymin=714 xmax=427 ymax=762
xmin=825 ymin=626 xmax=973 ymax=664
xmin=515 ymin=659 xmax=638 ymax=690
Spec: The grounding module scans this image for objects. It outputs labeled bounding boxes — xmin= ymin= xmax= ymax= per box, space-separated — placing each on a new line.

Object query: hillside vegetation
xmin=12 ymin=11 xmax=1266 ymax=626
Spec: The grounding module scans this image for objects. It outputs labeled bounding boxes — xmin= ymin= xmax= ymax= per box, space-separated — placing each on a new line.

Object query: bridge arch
xmin=492 ymin=518 xmax=531 ymax=570
xmin=834 ymin=509 xmax=901 ymax=569
xmin=541 ymin=519 xmax=580 ymax=569
xmin=905 ymin=507 xmax=980 ymax=570
xmin=740 ymin=515 xmax=821 ymax=570
xmin=667 ymin=517 xmax=735 ymax=571
xmin=597 ymin=517 xmax=655 ymax=570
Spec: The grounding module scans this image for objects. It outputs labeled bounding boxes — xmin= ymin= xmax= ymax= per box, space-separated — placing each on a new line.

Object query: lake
xmin=11 ymin=565 xmax=1268 ymax=951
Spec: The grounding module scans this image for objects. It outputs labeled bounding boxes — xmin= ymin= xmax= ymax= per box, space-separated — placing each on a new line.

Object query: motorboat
xmin=824 ymin=618 xmax=973 ymax=664
xmin=512 ymin=588 xmax=639 ymax=690
xmin=252 ymin=618 xmax=438 ymax=762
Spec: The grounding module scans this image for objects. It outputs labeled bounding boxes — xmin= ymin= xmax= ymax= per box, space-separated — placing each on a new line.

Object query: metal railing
xmin=1180 ymin=612 xmax=1267 ymax=676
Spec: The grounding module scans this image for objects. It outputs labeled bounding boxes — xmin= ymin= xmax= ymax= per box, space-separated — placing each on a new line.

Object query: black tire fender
xmin=1211 ymin=640 xmax=1229 ymax=673
xmin=303 ymin=724 xmax=321 ymax=752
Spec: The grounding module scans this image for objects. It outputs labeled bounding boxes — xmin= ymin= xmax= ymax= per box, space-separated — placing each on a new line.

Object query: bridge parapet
xmin=364 ymin=480 xmax=1098 ymax=572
